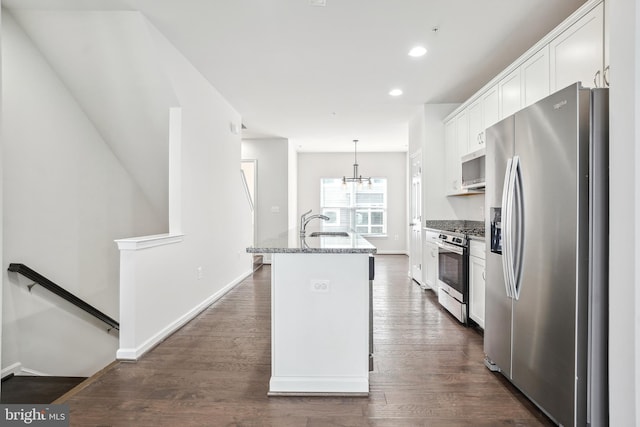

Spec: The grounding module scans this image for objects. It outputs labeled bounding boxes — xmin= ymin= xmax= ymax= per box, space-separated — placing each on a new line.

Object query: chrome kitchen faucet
xmin=299 ymin=210 xmax=329 ymax=237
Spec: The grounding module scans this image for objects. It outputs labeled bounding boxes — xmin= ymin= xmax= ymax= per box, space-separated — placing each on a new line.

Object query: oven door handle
xmin=436 ymin=241 xmax=464 ymax=255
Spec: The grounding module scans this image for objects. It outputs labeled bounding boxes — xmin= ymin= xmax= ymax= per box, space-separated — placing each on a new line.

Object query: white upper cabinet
xmin=499 ymin=67 xmax=522 ymax=119
xmin=456 ymin=110 xmax=469 ymax=157
xmin=603 ymin=0 xmax=610 ymax=85
xmin=521 ymin=45 xmax=550 ymax=108
xmin=482 ymin=85 xmax=500 ymax=130
xmin=467 ymin=99 xmax=484 ymax=154
xmin=550 ymin=2 xmax=605 ymax=90
xmin=441 ymin=0 xmax=606 ymax=197
xmin=456 ymin=85 xmax=499 ymax=158
xmin=444 ymin=120 xmax=460 ymax=194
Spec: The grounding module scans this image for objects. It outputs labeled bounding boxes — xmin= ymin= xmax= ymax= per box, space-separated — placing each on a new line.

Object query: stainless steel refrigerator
xmin=484 ymin=83 xmax=608 ymax=427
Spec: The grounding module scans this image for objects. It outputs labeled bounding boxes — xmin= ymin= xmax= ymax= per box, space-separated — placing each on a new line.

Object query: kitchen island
xmin=247 ymin=229 xmax=376 ymax=396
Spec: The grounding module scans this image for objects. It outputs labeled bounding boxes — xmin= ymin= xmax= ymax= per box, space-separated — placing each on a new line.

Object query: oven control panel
xmin=438 ymin=233 xmax=467 ymax=247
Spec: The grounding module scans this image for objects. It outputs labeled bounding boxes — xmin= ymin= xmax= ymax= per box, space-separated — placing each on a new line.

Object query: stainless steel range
xmin=435 ymin=230 xmax=469 ymax=324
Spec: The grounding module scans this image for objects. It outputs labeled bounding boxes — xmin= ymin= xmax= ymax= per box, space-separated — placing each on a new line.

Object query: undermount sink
xmin=309 ymin=231 xmax=349 ymax=237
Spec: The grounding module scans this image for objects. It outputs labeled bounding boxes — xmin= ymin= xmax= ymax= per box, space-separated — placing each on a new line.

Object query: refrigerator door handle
xmin=512 ymin=156 xmax=524 ymax=300
xmin=505 ymin=156 xmax=519 ymax=299
xmin=501 ymin=157 xmax=514 ymax=298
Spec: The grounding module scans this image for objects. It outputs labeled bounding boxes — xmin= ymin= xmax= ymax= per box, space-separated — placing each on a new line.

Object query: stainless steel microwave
xmin=461 ymin=148 xmax=486 ymax=189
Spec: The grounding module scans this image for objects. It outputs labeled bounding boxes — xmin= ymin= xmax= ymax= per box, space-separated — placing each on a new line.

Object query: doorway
xmin=241 ymin=159 xmax=261 ymax=270
xmin=409 ymin=151 xmax=424 ymax=286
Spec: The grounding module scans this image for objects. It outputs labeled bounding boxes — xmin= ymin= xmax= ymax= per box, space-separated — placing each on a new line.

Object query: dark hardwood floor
xmin=58 ymin=255 xmax=553 ymax=426
xmin=1 ymin=375 xmax=86 ymax=404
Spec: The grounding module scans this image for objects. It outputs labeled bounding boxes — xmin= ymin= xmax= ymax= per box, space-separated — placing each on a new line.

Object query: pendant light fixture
xmin=342 ymin=139 xmax=372 ymax=188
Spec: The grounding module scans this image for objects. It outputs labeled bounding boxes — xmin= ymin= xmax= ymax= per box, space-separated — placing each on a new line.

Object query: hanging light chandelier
xmin=342 ymin=139 xmax=372 ymax=188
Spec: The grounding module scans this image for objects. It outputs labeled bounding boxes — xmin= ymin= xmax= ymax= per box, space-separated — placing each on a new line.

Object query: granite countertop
xmin=246 ymin=228 xmax=377 ymax=254
xmin=424 ymin=219 xmax=485 ymax=239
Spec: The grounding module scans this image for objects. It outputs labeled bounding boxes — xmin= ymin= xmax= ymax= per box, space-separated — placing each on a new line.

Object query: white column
xmin=608 ymin=0 xmax=640 ymax=424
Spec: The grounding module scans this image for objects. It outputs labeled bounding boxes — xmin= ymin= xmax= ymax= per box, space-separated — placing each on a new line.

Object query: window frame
xmin=319 ymin=177 xmax=388 ymax=237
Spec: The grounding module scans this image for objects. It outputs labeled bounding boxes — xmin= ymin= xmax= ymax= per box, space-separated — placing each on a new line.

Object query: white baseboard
xmin=269 ymin=376 xmax=369 ymax=395
xmin=117 ymin=268 xmax=253 ymax=361
xmin=1 ymin=363 xmax=51 ymax=378
xmin=1 ymin=362 xmax=22 ymax=378
xmin=20 ymin=367 xmax=49 ymax=376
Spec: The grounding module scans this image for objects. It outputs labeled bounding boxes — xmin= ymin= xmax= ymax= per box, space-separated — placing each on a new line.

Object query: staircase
xmin=1 ymin=374 xmax=87 ymax=404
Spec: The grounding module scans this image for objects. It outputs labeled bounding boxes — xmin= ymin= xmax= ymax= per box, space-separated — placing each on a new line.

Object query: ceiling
xmin=3 ymin=0 xmax=587 ymax=152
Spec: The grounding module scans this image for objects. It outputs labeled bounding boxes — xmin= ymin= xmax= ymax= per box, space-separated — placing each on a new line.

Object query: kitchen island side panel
xmin=269 ymin=253 xmax=370 ymax=395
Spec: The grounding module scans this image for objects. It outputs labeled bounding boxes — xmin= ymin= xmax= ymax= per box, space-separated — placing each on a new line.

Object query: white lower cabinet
xmin=469 ymin=240 xmax=486 ymax=329
xmin=423 ymin=230 xmax=439 ymax=290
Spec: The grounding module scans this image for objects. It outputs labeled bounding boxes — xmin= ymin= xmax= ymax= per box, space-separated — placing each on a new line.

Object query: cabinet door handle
xmin=593 ymin=70 xmax=601 ymax=88
xmin=603 ymin=65 xmax=610 ymax=87
xmin=482 ymin=271 xmax=486 ymax=281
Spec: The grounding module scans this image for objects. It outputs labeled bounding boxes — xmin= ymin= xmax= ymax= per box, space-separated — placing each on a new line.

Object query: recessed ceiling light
xmin=408 ymin=46 xmax=427 ymax=57
xmin=389 ymin=89 xmax=403 ymax=97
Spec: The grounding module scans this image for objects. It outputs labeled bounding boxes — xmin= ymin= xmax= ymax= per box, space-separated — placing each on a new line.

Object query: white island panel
xmin=270 ymin=253 xmax=370 ymax=395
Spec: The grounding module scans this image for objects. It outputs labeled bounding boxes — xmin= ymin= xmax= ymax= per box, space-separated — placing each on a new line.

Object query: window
xmin=320 ymin=178 xmax=387 ymax=236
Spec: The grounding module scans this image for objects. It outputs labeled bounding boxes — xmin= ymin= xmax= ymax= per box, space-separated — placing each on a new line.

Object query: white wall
xmin=115 ymin=16 xmax=253 ymax=360
xmin=288 ymin=141 xmax=298 ymax=230
xmin=297 ymin=152 xmax=407 ymax=254
xmin=9 ymin=10 xmax=177 ymax=223
xmin=608 ymin=0 xmax=640 ymax=423
xmin=409 ymin=103 xmax=484 ymax=222
xmin=241 ymin=138 xmax=289 ymax=242
xmin=2 ymin=11 xmax=165 ymax=376
xmin=0 ymin=3 xmax=4 ymax=393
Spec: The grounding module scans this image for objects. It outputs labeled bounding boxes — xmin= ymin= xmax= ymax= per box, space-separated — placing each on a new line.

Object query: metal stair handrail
xmin=8 ymin=263 xmax=119 ymax=331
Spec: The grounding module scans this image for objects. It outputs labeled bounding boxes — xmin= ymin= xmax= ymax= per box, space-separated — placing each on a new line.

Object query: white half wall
xmin=115 ymin=17 xmax=253 ymax=360
xmin=297 ymin=152 xmax=407 ymax=254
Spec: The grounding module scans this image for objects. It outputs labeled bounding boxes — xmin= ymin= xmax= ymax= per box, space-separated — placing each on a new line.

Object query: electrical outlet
xmin=310 ymin=279 xmax=330 ymax=293
xmin=197 ymin=266 xmax=203 ymax=280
